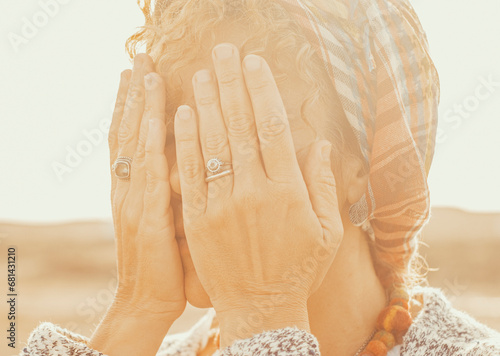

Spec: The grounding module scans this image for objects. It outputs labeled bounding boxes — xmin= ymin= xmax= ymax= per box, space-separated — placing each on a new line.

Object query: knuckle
xmin=324 ymin=175 xmax=337 ymax=189
xmin=227 ymin=112 xmax=255 ymax=137
xmin=137 ymin=130 xmax=148 ymax=150
xmin=259 ymin=113 xmax=287 ymax=140
xmin=145 ymin=171 xmax=162 ymax=194
xmin=183 ymin=192 xmax=206 ymax=219
xmin=117 ymin=123 xmax=135 ymax=145
xmin=135 ymin=144 xmax=146 ymax=161
xmin=248 ymin=78 xmax=271 ymax=93
xmin=174 ymin=135 xmax=197 ymax=150
xmin=182 ymin=156 xmax=202 ymax=181
xmin=314 ymin=175 xmax=337 ymax=191
xmin=126 ymin=84 xmax=145 ymax=110
xmin=144 ymin=138 xmax=155 ymax=155
xmin=114 ymin=97 xmax=126 ymax=114
xmin=205 ymin=131 xmax=227 ymax=154
xmin=197 ymin=94 xmax=218 ymax=107
xmin=143 ymin=103 xmax=154 ymax=114
xmin=217 ymin=71 xmax=240 ymax=87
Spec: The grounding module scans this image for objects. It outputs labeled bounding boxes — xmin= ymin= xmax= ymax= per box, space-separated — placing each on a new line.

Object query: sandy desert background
xmin=1 ymin=207 xmax=500 ymax=355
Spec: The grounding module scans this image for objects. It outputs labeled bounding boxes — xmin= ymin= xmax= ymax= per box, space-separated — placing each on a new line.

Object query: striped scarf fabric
xmin=278 ymin=0 xmax=440 ymax=283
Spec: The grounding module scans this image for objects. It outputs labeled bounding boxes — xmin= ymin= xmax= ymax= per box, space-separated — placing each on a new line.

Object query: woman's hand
xmin=90 ymin=54 xmax=185 ymax=356
xmin=174 ymin=43 xmax=343 ymax=347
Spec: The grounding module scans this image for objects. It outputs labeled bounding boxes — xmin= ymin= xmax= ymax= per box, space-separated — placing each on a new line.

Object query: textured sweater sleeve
xmin=220 ymin=327 xmax=320 ymax=355
xmin=401 ymin=287 xmax=500 ymax=356
xmin=19 ymin=322 xmax=105 ymax=356
xmin=20 ymin=322 xmax=320 ymax=356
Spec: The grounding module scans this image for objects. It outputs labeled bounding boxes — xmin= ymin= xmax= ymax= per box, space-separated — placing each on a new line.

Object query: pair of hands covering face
xmin=98 ymin=43 xmax=343 ymax=351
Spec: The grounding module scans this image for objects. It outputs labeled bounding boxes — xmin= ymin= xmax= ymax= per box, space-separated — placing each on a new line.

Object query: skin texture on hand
xmin=91 ymin=42 xmax=343 ymax=353
xmin=173 ymin=43 xmax=344 ymax=346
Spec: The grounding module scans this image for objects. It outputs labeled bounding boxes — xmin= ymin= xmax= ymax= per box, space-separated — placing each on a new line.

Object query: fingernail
xmin=177 ymin=105 xmax=192 ymax=120
xmin=144 ymin=73 xmax=159 ymax=90
xmin=244 ymin=55 xmax=262 ymax=71
xmin=321 ymin=142 xmax=332 ymax=161
xmin=195 ymin=70 xmax=212 ymax=83
xmin=214 ymin=44 xmax=234 ymax=60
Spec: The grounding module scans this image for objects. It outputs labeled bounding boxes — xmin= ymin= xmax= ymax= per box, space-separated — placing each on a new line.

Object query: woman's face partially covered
xmin=162 ymin=26 xmax=343 ymax=308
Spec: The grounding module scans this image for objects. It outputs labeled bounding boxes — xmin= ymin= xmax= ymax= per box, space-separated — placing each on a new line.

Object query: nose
xmin=170 ymin=162 xmax=182 ymax=197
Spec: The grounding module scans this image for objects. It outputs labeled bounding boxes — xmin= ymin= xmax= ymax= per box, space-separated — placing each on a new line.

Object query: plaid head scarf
xmin=277 ymin=0 xmax=440 ymax=284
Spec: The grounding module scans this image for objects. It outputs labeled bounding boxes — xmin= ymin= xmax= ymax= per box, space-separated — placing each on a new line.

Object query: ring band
xmin=112 ymin=156 xmax=133 ymax=180
xmin=205 ymin=169 xmax=234 ymax=183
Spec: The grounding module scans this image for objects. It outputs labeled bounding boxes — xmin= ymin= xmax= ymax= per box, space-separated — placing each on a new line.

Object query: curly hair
xmin=125 ymin=0 xmax=361 ymax=158
xmin=125 ymin=0 xmax=427 ymax=292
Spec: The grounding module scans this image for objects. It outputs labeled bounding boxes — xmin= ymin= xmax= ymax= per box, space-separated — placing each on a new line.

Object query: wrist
xmin=89 ymin=302 xmax=178 ymax=356
xmin=111 ymin=295 xmax=185 ymax=322
xmin=216 ymin=295 xmax=310 ymax=348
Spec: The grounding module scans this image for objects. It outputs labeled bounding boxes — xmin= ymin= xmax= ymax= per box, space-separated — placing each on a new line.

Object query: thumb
xmin=303 ymin=140 xmax=344 ymax=248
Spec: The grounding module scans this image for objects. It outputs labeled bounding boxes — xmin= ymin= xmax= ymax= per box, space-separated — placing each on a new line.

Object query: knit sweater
xmin=19 ymin=286 xmax=500 ymax=356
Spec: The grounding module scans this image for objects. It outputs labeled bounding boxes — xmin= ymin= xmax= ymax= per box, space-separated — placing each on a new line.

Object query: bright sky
xmin=0 ymin=0 xmax=499 ymax=223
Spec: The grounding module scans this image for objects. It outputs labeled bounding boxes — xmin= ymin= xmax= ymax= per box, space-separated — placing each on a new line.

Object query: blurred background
xmin=1 ymin=0 xmax=499 ymax=355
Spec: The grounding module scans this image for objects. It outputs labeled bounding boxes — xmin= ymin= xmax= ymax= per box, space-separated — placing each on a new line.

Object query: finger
xmin=110 ymin=70 xmax=132 ymax=164
xmin=118 ymin=118 xmax=172 ymax=284
xmin=142 ymin=118 xmax=176 ymax=262
xmin=192 ymin=69 xmax=233 ymax=202
xmin=113 ymin=56 xmax=155 ymax=254
xmin=143 ymin=118 xmax=173 ymax=233
xmin=116 ymin=53 xmax=154 ymax=183
xmin=174 ymin=105 xmax=208 ymax=222
xmin=211 ymin=43 xmax=263 ymax=186
xmin=139 ymin=119 xmax=181 ymax=294
xmin=242 ymin=54 xmax=302 ymax=183
xmin=303 ymin=140 xmax=343 ymax=250
xmin=110 ymin=70 xmax=132 ymax=201
xmin=109 ymin=70 xmax=132 ymax=281
xmin=131 ymin=72 xmax=167 ymax=186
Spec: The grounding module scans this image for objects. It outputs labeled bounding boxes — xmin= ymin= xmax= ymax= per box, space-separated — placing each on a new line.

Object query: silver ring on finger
xmin=112 ymin=156 xmax=133 ymax=180
xmin=205 ymin=168 xmax=234 ymax=183
xmin=205 ymin=157 xmax=232 ymax=174
xmin=205 ymin=158 xmax=233 ymax=182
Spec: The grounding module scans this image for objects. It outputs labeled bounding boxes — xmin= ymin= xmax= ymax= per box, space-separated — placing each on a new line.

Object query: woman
xmin=21 ymin=0 xmax=500 ymax=355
